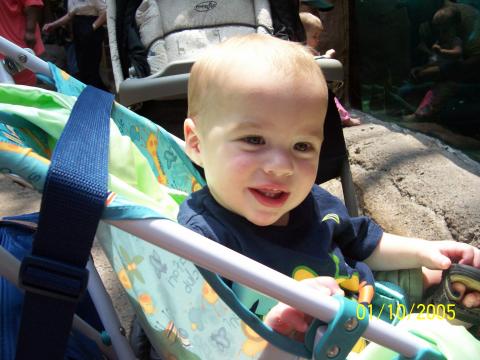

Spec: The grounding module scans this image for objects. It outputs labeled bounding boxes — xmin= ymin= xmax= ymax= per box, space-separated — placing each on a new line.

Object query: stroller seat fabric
xmin=0 ymin=66 xmax=293 ymax=360
xmin=134 ymin=0 xmax=273 ymax=76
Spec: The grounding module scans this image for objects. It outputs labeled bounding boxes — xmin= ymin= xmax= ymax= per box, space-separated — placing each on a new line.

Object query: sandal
xmin=427 ymin=264 xmax=480 ymax=326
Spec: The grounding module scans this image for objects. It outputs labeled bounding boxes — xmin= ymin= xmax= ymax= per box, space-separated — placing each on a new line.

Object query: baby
xmin=178 ymin=33 xmax=480 ymax=336
xmin=299 ymin=11 xmax=360 ymax=127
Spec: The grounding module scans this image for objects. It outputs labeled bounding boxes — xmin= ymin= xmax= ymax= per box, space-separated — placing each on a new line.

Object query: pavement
xmin=1 ymin=113 xmax=479 ymax=334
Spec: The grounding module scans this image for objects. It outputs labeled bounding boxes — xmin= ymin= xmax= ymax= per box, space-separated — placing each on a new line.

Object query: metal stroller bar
xmin=116 ymin=58 xmax=343 ymax=107
xmin=108 ymin=218 xmax=430 ymax=358
xmin=0 ymin=36 xmax=51 ymax=79
xmin=87 ymin=256 xmax=136 ymax=359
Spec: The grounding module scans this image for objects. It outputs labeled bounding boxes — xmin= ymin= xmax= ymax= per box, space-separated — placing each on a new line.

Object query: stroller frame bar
xmin=0 ymin=36 xmax=51 ymax=79
xmin=116 ymin=58 xmax=343 ymax=107
xmin=108 ymin=218 xmax=429 ymax=358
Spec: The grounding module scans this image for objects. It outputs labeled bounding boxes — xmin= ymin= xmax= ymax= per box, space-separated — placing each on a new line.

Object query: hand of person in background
xmin=23 ymin=29 xmax=36 ymax=49
xmin=42 ymin=22 xmax=55 ymax=34
xmin=324 ymin=49 xmax=336 ymax=58
xmin=42 ymin=13 xmax=72 ymax=34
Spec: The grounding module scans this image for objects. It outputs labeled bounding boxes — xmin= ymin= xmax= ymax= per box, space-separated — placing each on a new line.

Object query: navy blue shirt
xmin=178 ymin=185 xmax=383 ymax=314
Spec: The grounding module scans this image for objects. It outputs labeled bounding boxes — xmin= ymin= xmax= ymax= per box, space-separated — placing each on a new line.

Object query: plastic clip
xmin=308 ymin=295 xmax=369 ymax=360
xmin=19 ymin=254 xmax=89 ymax=302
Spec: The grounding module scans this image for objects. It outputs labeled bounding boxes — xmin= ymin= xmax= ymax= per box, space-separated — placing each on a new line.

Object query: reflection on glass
xmin=352 ymin=0 xmax=480 ymax=162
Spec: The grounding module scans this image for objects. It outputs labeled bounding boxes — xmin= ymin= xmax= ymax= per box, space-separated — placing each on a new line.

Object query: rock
xmin=343 ymin=114 xmax=480 ymax=247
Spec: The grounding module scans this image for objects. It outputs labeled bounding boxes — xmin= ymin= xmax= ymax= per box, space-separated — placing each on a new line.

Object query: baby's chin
xmin=244 ymin=212 xmax=289 ymax=227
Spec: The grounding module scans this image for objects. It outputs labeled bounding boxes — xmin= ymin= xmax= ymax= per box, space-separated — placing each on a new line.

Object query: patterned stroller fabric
xmin=1 ymin=64 xmax=480 ymax=360
xmin=0 ymin=64 xmax=289 ymax=360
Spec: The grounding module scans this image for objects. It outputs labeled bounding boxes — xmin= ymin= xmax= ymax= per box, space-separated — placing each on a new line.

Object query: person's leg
xmin=65 ymin=41 xmax=79 ymax=77
xmin=72 ymin=16 xmax=107 ymax=90
xmin=407 ymin=81 xmax=459 ymax=120
xmin=72 ymin=16 xmax=88 ymax=84
xmin=87 ymin=26 xmax=107 ymax=90
xmin=334 ymin=97 xmax=361 ymax=127
xmin=415 ymin=64 xmax=442 ymax=82
xmin=414 ymin=89 xmax=435 ymax=118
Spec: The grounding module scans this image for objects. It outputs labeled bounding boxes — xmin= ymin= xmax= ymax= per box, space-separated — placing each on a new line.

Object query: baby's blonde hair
xmin=299 ymin=12 xmax=324 ymax=34
xmin=187 ymin=33 xmax=326 ymax=121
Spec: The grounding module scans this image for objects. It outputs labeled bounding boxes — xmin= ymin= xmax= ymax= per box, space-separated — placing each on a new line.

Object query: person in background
xmin=0 ymin=0 xmax=45 ymax=85
xmin=404 ymin=6 xmax=463 ymax=121
xmin=299 ymin=11 xmax=361 ymax=127
xmin=42 ymin=0 xmax=107 ymax=90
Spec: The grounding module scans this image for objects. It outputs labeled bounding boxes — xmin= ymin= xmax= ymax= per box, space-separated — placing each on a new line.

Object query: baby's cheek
xmin=229 ymin=154 xmax=258 ymax=173
xmin=297 ymin=160 xmax=318 ymax=181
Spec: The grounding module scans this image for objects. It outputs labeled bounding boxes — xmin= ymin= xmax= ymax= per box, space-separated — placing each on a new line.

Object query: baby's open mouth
xmin=249 ymin=188 xmax=289 ymax=207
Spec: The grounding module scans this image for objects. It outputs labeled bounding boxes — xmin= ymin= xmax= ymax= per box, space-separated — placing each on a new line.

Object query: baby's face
xmin=188 ymin=72 xmax=327 ymax=226
xmin=438 ymin=26 xmax=455 ymax=44
xmin=306 ymin=29 xmax=322 ymax=50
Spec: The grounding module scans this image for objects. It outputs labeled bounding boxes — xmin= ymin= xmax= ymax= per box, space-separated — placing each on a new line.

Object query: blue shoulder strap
xmin=15 ymin=86 xmax=114 ymax=360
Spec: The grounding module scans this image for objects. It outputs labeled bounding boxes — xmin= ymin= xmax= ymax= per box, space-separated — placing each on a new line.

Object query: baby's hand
xmin=421 ymin=241 xmax=480 ymax=313
xmin=419 ymin=240 xmax=480 ymax=270
xmin=432 ymin=44 xmax=441 ymax=53
xmin=324 ymin=49 xmax=336 ymax=58
xmin=264 ymin=277 xmax=343 ymax=337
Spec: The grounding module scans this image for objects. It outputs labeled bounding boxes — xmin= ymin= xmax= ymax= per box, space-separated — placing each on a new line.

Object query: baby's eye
xmin=242 ymin=136 xmax=265 ymax=145
xmin=294 ymin=142 xmax=313 ymax=152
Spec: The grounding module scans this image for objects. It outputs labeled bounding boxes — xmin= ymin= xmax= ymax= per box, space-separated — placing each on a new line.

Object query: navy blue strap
xmin=16 ymin=86 xmax=114 ymax=360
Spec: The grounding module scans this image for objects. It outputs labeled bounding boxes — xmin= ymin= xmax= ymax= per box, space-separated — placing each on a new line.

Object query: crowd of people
xmin=0 ymin=0 xmax=107 ymax=90
xmin=0 ymin=0 xmax=362 ymax=127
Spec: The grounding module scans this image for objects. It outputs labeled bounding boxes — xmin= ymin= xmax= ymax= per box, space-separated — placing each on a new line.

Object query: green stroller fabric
xmin=1 ymin=64 xmax=480 ymax=360
xmin=0 ymin=66 xmax=284 ymax=359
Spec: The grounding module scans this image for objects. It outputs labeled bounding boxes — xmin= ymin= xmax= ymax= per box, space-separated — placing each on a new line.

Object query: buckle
xmin=19 ymin=255 xmax=89 ymax=302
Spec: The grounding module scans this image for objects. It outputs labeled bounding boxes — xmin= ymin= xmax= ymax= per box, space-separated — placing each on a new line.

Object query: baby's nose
xmin=263 ymin=150 xmax=294 ymax=176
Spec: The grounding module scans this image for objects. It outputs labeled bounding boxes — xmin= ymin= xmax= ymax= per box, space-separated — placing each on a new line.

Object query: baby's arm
xmin=366 ymin=233 xmax=480 ymax=311
xmin=432 ymin=40 xmax=462 ymax=59
xmin=365 ymin=232 xmax=480 ymax=271
xmin=324 ymin=49 xmax=336 ymax=58
xmin=264 ymin=277 xmax=343 ymax=336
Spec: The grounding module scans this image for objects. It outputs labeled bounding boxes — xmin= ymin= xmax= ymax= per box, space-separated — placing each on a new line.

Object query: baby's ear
xmin=184 ymin=118 xmax=203 ymax=167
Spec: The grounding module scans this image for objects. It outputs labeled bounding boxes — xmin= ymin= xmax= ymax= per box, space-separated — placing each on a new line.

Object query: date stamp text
xmin=356 ymin=303 xmax=456 ymax=321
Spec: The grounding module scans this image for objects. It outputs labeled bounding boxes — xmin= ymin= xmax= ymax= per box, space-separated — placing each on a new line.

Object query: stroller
xmin=105 ymin=0 xmax=344 ymax=139
xmin=1 ymin=31 xmax=479 ymax=360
